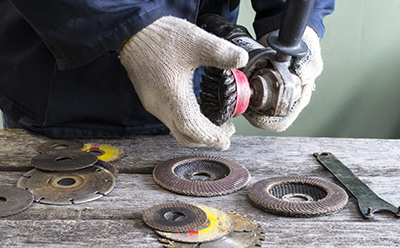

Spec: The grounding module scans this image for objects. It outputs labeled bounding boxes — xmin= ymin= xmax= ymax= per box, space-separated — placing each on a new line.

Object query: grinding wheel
xmin=35 ymin=140 xmax=84 ymax=154
xmin=0 ymin=185 xmax=34 ymax=217
xmin=143 ymin=202 xmax=208 ymax=233
xmin=248 ymin=176 xmax=348 ymax=217
xmin=31 ymin=150 xmax=98 ymax=171
xmin=153 ymin=155 xmax=250 ymax=197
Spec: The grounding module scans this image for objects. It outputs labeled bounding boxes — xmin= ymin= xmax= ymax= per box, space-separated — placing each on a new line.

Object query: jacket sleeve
xmin=252 ymin=0 xmax=335 ymax=39
xmin=8 ymin=0 xmax=165 ymax=70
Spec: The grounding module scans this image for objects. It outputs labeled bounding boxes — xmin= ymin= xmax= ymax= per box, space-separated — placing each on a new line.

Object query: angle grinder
xmin=197 ymin=0 xmax=315 ymax=126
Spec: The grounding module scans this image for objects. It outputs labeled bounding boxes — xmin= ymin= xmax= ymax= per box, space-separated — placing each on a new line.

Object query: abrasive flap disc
xmin=153 ymin=155 xmax=250 ymax=197
xmin=248 ymin=176 xmax=348 ymax=217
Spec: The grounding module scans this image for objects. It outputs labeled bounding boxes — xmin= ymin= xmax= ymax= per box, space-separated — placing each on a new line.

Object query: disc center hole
xmin=86 ymin=149 xmax=105 ymax=156
xmin=55 ymin=156 xmax=73 ymax=162
xmin=52 ymin=144 xmax=69 ymax=150
xmin=282 ymin=193 xmax=314 ymax=202
xmin=191 ymin=170 xmax=216 ymax=181
xmin=164 ymin=211 xmax=186 ymax=222
xmin=0 ymin=196 xmax=6 ymax=204
xmin=57 ymin=178 xmax=76 ymax=186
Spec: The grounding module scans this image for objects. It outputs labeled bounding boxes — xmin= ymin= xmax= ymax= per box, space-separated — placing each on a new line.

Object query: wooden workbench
xmin=1 ymin=129 xmax=399 ymax=247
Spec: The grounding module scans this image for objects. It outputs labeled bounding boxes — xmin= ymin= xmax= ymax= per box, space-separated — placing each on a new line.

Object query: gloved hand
xmin=119 ymin=16 xmax=248 ymax=150
xmin=243 ymin=26 xmax=323 ymax=131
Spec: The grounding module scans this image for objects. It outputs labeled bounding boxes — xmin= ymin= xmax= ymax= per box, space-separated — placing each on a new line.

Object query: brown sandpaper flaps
xmin=153 ymin=155 xmax=250 ymax=197
xmin=248 ymin=176 xmax=348 ymax=217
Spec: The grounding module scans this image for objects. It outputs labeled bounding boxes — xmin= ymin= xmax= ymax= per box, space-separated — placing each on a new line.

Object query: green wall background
xmin=2 ymin=1 xmax=400 ymax=140
xmin=234 ymin=0 xmax=400 ymax=138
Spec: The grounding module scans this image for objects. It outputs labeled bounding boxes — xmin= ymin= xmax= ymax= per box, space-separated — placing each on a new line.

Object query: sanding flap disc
xmin=82 ymin=143 xmax=124 ymax=162
xmin=17 ymin=165 xmax=116 ymax=205
xmin=0 ymin=185 xmax=34 ymax=217
xmin=248 ymin=176 xmax=348 ymax=217
xmin=153 ymin=155 xmax=250 ymax=197
xmin=156 ymin=205 xmax=234 ymax=243
xmin=31 ymin=150 xmax=98 ymax=171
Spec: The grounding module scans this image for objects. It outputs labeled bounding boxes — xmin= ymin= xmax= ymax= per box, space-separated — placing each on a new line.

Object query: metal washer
xmin=0 ymin=185 xmax=34 ymax=217
xmin=35 ymin=140 xmax=84 ymax=154
xmin=143 ymin=202 xmax=208 ymax=233
xmin=248 ymin=176 xmax=348 ymax=217
xmin=31 ymin=150 xmax=98 ymax=171
xmin=17 ymin=165 xmax=116 ymax=205
xmin=153 ymin=155 xmax=250 ymax=197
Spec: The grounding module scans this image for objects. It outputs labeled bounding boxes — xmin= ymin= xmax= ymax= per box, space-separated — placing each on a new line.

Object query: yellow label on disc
xmin=82 ymin=143 xmax=124 ymax=162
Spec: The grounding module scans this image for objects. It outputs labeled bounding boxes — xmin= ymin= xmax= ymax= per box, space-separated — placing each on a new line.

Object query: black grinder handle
xmin=267 ymin=0 xmax=316 ymax=62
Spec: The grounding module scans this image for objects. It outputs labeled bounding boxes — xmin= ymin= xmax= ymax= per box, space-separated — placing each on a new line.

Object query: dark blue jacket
xmin=0 ymin=0 xmax=334 ymax=138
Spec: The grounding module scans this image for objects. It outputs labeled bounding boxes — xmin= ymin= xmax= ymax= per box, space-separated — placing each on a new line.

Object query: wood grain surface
xmin=1 ymin=129 xmax=399 ymax=247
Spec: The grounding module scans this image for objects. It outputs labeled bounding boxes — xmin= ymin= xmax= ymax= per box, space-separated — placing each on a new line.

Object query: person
xmin=0 ymin=0 xmax=334 ymax=150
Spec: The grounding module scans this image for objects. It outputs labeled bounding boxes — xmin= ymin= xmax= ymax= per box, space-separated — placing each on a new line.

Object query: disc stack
xmin=144 ymin=203 xmax=265 ymax=247
xmin=15 ymin=140 xmax=124 ymax=205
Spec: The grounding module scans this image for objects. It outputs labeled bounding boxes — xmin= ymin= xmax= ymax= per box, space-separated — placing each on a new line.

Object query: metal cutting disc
xmin=153 ymin=155 xmax=250 ymax=197
xmin=156 ymin=205 xmax=234 ymax=243
xmin=0 ymin=185 xmax=34 ymax=217
xmin=17 ymin=165 xmax=116 ymax=205
xmin=82 ymin=143 xmax=124 ymax=162
xmin=143 ymin=203 xmax=208 ymax=233
xmin=35 ymin=140 xmax=84 ymax=154
xmin=248 ymin=176 xmax=348 ymax=217
xmin=31 ymin=150 xmax=98 ymax=171
xmin=95 ymin=160 xmax=119 ymax=177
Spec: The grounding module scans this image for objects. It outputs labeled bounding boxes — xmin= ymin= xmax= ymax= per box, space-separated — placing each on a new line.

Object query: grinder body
xmin=197 ymin=0 xmax=315 ymax=125
xmin=197 ymin=14 xmax=302 ymax=119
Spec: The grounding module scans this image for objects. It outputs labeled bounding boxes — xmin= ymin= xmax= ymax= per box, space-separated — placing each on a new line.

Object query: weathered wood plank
xmin=1 ymin=129 xmax=400 ymax=176
xmin=1 ymin=170 xmax=399 ymax=247
xmin=1 ymin=130 xmax=400 ymax=247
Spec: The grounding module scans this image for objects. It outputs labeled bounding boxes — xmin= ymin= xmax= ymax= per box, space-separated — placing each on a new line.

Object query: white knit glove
xmin=243 ymin=26 xmax=323 ymax=131
xmin=120 ymin=16 xmax=248 ymax=150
